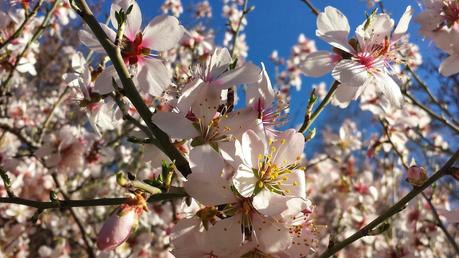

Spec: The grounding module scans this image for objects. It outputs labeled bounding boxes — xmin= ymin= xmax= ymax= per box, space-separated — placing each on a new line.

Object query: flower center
xmin=443 ymin=1 xmax=459 ymax=27
xmin=356 ymin=52 xmax=376 ymax=68
xmin=121 ymin=33 xmax=151 ymax=65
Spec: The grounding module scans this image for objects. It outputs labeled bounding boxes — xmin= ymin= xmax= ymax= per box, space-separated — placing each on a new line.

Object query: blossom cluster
xmin=0 ymin=0 xmax=458 ymax=258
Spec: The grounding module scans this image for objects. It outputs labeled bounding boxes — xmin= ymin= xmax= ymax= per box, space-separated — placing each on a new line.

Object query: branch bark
xmin=71 ymin=0 xmax=192 ymax=177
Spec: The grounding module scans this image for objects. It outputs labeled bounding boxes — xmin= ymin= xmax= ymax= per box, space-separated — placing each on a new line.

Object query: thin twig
xmin=51 ymin=173 xmax=95 ymax=258
xmin=0 ymin=0 xmax=45 ymax=50
xmin=299 ymin=81 xmax=339 ymax=133
xmin=0 ymin=192 xmax=187 ymax=209
xmin=37 ymin=86 xmax=70 ymax=143
xmin=318 ymin=148 xmax=459 ymax=258
xmin=422 ymin=192 xmax=459 ymax=254
xmin=226 ymin=0 xmax=250 ymax=111
xmin=300 ymin=0 xmax=319 ymax=16
xmin=1 ymin=0 xmax=62 ymax=94
xmin=404 ymin=91 xmax=459 ymax=133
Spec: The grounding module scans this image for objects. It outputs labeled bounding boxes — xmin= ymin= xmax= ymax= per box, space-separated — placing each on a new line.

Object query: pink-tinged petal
xmin=372 ymin=72 xmax=403 ymax=108
xmin=218 ymin=108 xmax=260 ymax=140
xmin=438 ymin=208 xmax=459 ymax=223
xmin=190 ymin=86 xmax=221 ymax=126
xmin=185 ymin=145 xmax=237 ymax=206
xmin=439 ymin=54 xmax=459 ymax=77
xmin=272 ymin=129 xmax=304 ymax=166
xmin=206 ymin=216 xmax=244 ymax=256
xmin=280 ymin=169 xmax=306 ymax=199
xmin=151 ymin=111 xmax=200 ymax=139
xmin=176 ymin=79 xmax=205 ymax=112
xmin=137 ymin=58 xmax=171 ymax=96
xmin=79 ymin=24 xmax=116 ymax=52
xmin=301 ymin=51 xmax=340 ymax=77
xmin=246 ymin=63 xmax=275 ymax=106
xmin=110 ymin=0 xmax=142 ymax=41
xmin=332 ymin=83 xmax=363 ymax=108
xmin=355 ymin=14 xmax=393 ymax=49
xmin=252 ymin=190 xmax=291 ymax=217
xmin=97 ymin=208 xmax=137 ymax=251
xmin=211 ymin=63 xmax=261 ymax=90
xmin=332 ymin=59 xmax=369 ymax=86
xmin=142 ymin=15 xmax=184 ymax=51
xmin=316 ymin=6 xmax=353 ymax=53
xmin=241 ymin=129 xmax=265 ymax=169
xmin=233 ymin=164 xmax=257 ymax=197
xmin=170 ymin=218 xmax=214 ymax=257
xmin=252 ymin=216 xmax=292 ymax=254
xmin=207 ymin=48 xmax=233 ymax=79
xmin=94 ymin=66 xmax=118 ymax=95
xmin=392 ymin=6 xmax=413 ymax=42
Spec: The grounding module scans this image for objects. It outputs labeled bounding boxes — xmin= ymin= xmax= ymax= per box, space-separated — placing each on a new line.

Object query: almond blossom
xmin=80 ymin=0 xmax=184 ymax=96
xmin=302 ymin=6 xmax=414 ymax=108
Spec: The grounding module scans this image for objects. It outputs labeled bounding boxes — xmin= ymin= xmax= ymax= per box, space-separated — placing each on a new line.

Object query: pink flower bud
xmin=97 ymin=207 xmax=138 ymax=251
xmin=407 ymin=165 xmax=427 ymax=187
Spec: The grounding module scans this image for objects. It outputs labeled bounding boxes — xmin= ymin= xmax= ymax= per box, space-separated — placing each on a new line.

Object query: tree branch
xmin=71 ymin=0 xmax=192 ymax=177
xmin=318 ymin=148 xmax=459 ymax=258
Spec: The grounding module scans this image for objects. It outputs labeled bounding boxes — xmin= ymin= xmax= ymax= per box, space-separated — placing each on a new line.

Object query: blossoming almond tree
xmin=0 ymin=0 xmax=459 ymax=257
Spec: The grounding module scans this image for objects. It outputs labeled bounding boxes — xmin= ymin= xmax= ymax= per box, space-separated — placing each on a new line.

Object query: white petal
xmin=79 ymin=24 xmax=115 ymax=52
xmin=142 ymin=15 xmax=184 ymax=51
xmin=272 ymin=129 xmax=304 ymax=166
xmin=356 ymin=14 xmax=393 ymax=48
xmin=253 ymin=216 xmax=292 ymax=254
xmin=372 ymin=72 xmax=403 ymax=108
xmin=211 ymin=63 xmax=261 ymax=90
xmin=110 ymin=0 xmax=142 ymax=41
xmin=206 ymin=216 xmax=244 ymax=256
xmin=316 ymin=6 xmax=353 ymax=53
xmin=94 ymin=66 xmax=118 ymax=95
xmin=137 ymin=59 xmax=171 ymax=96
xmin=241 ymin=129 xmax=265 ymax=169
xmin=332 ymin=83 xmax=363 ymax=108
xmin=301 ymin=51 xmax=340 ymax=77
xmin=252 ymin=189 xmax=291 ymax=217
xmin=332 ymin=59 xmax=369 ymax=86
xmin=439 ymin=54 xmax=459 ymax=77
xmin=393 ymin=6 xmax=413 ymax=42
xmin=208 ymin=48 xmax=233 ymax=79
xmin=151 ymin=111 xmax=199 ymax=139
xmin=233 ymin=164 xmax=257 ymax=197
xmin=246 ymin=63 xmax=275 ymax=106
xmin=176 ymin=79 xmax=205 ymax=112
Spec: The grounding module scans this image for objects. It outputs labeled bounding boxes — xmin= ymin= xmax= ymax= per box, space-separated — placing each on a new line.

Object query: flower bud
xmin=96 ymin=207 xmax=138 ymax=251
xmin=407 ymin=165 xmax=427 ymax=187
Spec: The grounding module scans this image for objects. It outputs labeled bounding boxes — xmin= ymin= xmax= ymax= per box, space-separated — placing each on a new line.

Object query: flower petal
xmin=185 ymin=145 xmax=237 ymax=206
xmin=151 ymin=111 xmax=199 ymax=139
xmin=211 ymin=63 xmax=261 ymax=90
xmin=137 ymin=58 xmax=171 ymax=96
xmin=301 ymin=51 xmax=340 ymax=77
xmin=439 ymin=54 xmax=459 ymax=77
xmin=393 ymin=6 xmax=413 ymax=42
xmin=233 ymin=164 xmax=257 ymax=197
xmin=142 ymin=15 xmax=184 ymax=51
xmin=316 ymin=6 xmax=353 ymax=53
xmin=372 ymin=72 xmax=403 ymax=108
xmin=110 ymin=0 xmax=142 ymax=41
xmin=272 ymin=129 xmax=304 ymax=166
xmin=94 ymin=66 xmax=118 ymax=95
xmin=241 ymin=129 xmax=265 ymax=169
xmin=332 ymin=83 xmax=363 ymax=108
xmin=332 ymin=59 xmax=369 ymax=86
